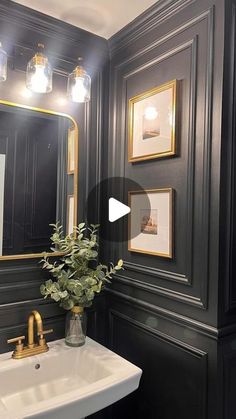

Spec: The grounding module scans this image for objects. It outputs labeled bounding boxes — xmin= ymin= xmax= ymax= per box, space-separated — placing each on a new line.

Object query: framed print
xmin=128 ymin=188 xmax=173 ymax=258
xmin=128 ymin=80 xmax=177 ymax=162
xmin=67 ymin=195 xmax=74 ymax=235
xmin=67 ymin=127 xmax=75 ymax=174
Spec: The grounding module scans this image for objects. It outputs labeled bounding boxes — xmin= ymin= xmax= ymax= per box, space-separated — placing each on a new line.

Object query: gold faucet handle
xmin=37 ymin=329 xmax=53 ymax=338
xmin=7 ymin=335 xmax=25 ymax=344
xmin=7 ymin=336 xmax=25 ymax=352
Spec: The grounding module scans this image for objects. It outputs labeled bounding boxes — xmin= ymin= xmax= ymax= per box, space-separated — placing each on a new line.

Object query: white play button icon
xmin=109 ymin=197 xmax=131 ymax=222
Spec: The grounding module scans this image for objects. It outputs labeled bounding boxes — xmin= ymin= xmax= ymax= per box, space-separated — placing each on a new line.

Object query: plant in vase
xmin=40 ymin=223 xmax=123 ymax=347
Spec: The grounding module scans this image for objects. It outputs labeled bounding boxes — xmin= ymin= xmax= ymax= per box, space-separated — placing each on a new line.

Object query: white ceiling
xmin=12 ymin=0 xmax=158 ymax=39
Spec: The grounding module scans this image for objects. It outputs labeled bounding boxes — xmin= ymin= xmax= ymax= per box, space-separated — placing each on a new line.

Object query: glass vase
xmin=65 ymin=306 xmax=87 ymax=347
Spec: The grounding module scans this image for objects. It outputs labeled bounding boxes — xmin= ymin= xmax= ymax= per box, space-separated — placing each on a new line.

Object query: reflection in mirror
xmin=0 ymin=103 xmax=77 ymax=259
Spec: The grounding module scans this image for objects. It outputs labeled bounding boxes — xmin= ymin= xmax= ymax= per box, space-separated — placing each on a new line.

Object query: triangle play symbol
xmin=109 ymin=197 xmax=131 ymax=222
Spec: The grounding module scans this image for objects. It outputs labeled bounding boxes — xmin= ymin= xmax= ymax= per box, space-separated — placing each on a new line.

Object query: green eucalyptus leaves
xmin=40 ymin=223 xmax=123 ymax=310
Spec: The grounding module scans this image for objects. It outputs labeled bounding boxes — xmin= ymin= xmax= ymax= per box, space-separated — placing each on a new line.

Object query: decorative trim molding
xmin=0 ymin=1 xmax=108 ymax=80
xmin=115 ymin=38 xmax=197 ymax=279
xmin=1 ymin=312 xmax=65 ymax=334
xmin=0 ymin=297 xmax=46 ymax=311
xmin=106 ymin=287 xmax=235 ymax=339
xmin=113 ymin=9 xmax=212 ymax=70
xmin=0 ymin=278 xmax=42 ymax=293
xmin=0 ymin=0 xmax=108 ymax=58
xmin=114 ymin=273 xmax=203 ymax=308
xmin=109 ymin=308 xmax=208 ymax=358
xmin=224 ymin=3 xmax=236 ymax=313
xmin=123 ymin=261 xmax=189 ymax=283
xmin=108 ymin=6 xmax=214 ymax=310
xmin=0 ymin=264 xmax=40 ymax=276
xmin=109 ymin=0 xmax=195 ymax=54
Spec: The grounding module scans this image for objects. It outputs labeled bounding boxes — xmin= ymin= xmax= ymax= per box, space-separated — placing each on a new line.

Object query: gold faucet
xmin=7 ymin=310 xmax=53 ymax=359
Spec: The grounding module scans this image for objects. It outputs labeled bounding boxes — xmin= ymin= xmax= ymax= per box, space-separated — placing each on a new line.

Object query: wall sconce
xmin=0 ymin=42 xmax=7 ymax=82
xmin=26 ymin=43 xmax=52 ymax=93
xmin=67 ymin=58 xmax=91 ymax=103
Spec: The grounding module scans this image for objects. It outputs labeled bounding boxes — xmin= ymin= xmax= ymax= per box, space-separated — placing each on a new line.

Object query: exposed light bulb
xmin=26 ymin=44 xmax=52 ymax=94
xmin=71 ymin=77 xmax=87 ymax=103
xmin=30 ymin=65 xmax=49 ymax=93
xmin=67 ymin=58 xmax=91 ymax=103
xmin=144 ymin=107 xmax=158 ymax=120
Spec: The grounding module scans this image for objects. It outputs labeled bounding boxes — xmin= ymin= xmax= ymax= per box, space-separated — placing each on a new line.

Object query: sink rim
xmin=0 ymin=337 xmax=142 ymax=419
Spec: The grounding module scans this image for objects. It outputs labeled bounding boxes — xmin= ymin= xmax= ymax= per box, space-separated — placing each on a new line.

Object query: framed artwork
xmin=67 ymin=195 xmax=74 ymax=235
xmin=67 ymin=127 xmax=75 ymax=174
xmin=128 ymin=80 xmax=177 ymax=162
xmin=128 ymin=188 xmax=173 ymax=258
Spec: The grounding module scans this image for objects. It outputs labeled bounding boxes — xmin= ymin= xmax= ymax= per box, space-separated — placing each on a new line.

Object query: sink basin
xmin=0 ymin=338 xmax=142 ymax=419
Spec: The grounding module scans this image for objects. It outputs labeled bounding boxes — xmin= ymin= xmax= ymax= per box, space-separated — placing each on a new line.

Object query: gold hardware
xmin=38 ymin=329 xmax=53 ymax=347
xmin=74 ymin=65 xmax=86 ymax=78
xmin=37 ymin=328 xmax=53 ymax=337
xmin=7 ymin=310 xmax=53 ymax=359
xmin=32 ymin=52 xmax=48 ymax=67
xmin=7 ymin=335 xmax=25 ymax=344
xmin=71 ymin=306 xmax=84 ymax=314
xmin=7 ymin=336 xmax=25 ymax=353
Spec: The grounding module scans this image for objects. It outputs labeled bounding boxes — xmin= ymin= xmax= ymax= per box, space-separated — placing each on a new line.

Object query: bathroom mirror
xmin=0 ymin=101 xmax=78 ymax=260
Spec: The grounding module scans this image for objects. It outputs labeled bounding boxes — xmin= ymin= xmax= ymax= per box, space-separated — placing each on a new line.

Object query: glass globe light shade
xmin=67 ymin=63 xmax=91 ymax=103
xmin=26 ymin=44 xmax=52 ymax=93
xmin=0 ymin=42 xmax=7 ymax=82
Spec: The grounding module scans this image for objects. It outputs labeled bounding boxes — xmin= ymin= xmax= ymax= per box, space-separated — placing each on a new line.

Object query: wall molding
xmin=109 ymin=308 xmax=208 ymax=358
xmin=109 ymin=0 xmax=195 ymax=54
xmin=109 ymin=6 xmax=214 ymax=310
xmin=118 ymin=37 xmax=197 ymax=290
xmin=114 ymin=273 xmax=203 ymax=308
xmin=0 ymin=0 xmax=108 ymax=60
xmin=106 ymin=287 xmax=236 ymax=339
xmin=0 ymin=263 xmax=40 ymax=276
xmin=123 ymin=261 xmax=189 ymax=283
xmin=223 ymin=3 xmax=236 ymax=313
xmin=114 ymin=9 xmax=213 ymax=70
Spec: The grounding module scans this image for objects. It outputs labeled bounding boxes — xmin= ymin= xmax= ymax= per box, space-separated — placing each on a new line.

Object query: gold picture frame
xmin=128 ymin=80 xmax=177 ymax=163
xmin=128 ymin=188 xmax=173 ymax=258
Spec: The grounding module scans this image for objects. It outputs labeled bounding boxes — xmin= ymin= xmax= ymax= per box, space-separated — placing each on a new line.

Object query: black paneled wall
xmin=0 ymin=0 xmax=108 ymax=353
xmin=101 ymin=0 xmax=236 ymax=418
xmin=0 ymin=1 xmax=236 ymax=419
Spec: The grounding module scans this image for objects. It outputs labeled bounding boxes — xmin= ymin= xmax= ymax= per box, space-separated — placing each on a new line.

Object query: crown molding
xmin=109 ymin=0 xmax=195 ymax=55
xmin=0 ymin=0 xmax=109 ymax=69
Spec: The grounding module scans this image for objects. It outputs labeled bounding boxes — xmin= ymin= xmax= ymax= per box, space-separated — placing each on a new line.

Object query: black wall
xmin=0 ymin=1 xmax=236 ymax=419
xmin=0 ymin=0 xmax=108 ymax=353
xmin=101 ymin=0 xmax=236 ymax=418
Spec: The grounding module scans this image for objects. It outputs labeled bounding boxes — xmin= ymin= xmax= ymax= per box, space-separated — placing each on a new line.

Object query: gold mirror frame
xmin=0 ymin=100 xmax=78 ymax=261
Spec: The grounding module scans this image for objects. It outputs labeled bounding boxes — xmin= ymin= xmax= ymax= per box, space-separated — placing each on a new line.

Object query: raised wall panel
xmin=103 ymin=1 xmax=228 ymax=418
xmin=110 ymin=9 xmax=213 ymax=309
xmin=107 ymin=306 xmax=208 ymax=419
xmin=105 ymin=0 xmax=224 ymax=326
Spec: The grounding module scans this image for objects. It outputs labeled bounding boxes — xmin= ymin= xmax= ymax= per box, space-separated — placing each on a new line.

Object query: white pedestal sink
xmin=0 ymin=338 xmax=142 ymax=419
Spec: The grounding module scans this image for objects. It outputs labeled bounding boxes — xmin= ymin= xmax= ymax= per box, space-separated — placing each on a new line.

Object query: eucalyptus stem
xmin=40 ymin=223 xmax=123 ymax=310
